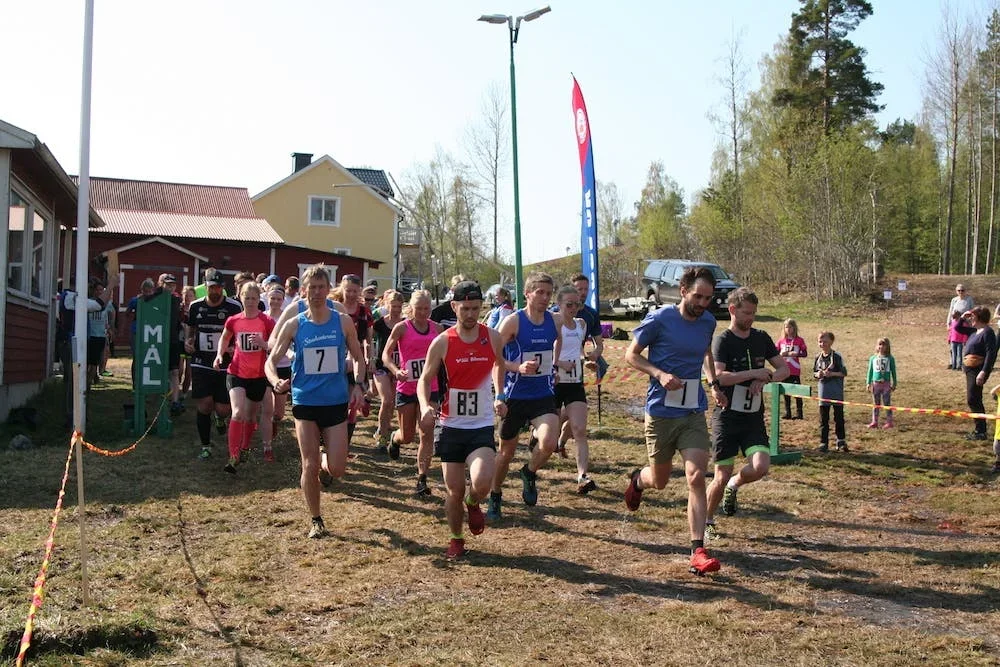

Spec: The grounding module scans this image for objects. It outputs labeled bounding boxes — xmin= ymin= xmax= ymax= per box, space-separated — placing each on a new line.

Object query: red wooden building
xmin=1 ymin=120 xmax=104 ymax=420
xmin=76 ymin=177 xmax=381 ymax=344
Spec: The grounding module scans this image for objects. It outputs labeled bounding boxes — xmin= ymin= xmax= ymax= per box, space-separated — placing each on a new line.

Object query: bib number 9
xmin=663 ymin=378 xmax=700 ymax=410
xmin=304 ymin=346 xmax=339 ymax=375
xmin=730 ymin=384 xmax=761 ymax=413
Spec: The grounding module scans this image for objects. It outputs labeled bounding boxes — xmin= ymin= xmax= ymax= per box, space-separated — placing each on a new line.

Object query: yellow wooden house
xmin=252 ymin=153 xmax=402 ymax=289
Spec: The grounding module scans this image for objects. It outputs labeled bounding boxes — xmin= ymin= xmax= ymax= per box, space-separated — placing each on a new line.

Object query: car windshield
xmin=705 ymin=265 xmax=728 ymax=280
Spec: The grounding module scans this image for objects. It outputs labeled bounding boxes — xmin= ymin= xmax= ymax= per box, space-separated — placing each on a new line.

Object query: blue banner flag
xmin=572 ymin=77 xmax=599 ymax=311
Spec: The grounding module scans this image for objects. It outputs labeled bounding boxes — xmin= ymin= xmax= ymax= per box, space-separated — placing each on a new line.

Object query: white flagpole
xmin=73 ymin=0 xmax=95 ymax=607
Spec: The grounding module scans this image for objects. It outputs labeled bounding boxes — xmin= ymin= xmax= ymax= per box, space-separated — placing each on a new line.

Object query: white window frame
xmin=7 ymin=179 xmax=55 ymax=311
xmin=307 ymin=195 xmax=341 ymax=227
xmin=297 ymin=263 xmax=337 ymax=284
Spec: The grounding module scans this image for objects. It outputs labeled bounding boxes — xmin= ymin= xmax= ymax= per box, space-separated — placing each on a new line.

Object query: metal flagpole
xmin=73 ymin=0 xmax=96 ymax=606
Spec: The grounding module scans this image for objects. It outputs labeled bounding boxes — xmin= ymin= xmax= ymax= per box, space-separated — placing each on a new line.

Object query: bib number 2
xmin=663 ymin=378 xmax=700 ymax=410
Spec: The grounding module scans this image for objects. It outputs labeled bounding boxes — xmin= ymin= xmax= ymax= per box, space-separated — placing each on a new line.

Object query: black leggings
xmin=783 ymin=375 xmax=803 ymax=417
xmin=966 ymin=370 xmax=987 ymax=435
xmin=819 ymin=403 xmax=845 ymax=444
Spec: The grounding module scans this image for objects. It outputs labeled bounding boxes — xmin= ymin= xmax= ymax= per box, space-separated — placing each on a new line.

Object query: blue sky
xmin=2 ymin=0 xmax=985 ymax=264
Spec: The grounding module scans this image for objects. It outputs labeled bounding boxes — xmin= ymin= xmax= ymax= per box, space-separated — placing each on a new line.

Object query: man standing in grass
xmin=623 ymin=266 xmax=728 ymax=576
xmin=418 ymin=281 xmax=507 ymax=560
xmin=704 ymin=288 xmax=788 ymax=537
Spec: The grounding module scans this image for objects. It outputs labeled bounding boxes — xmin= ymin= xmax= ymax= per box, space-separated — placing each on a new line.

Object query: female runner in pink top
xmin=215 ymin=281 xmax=275 ymax=472
xmin=383 ymin=290 xmax=443 ymax=496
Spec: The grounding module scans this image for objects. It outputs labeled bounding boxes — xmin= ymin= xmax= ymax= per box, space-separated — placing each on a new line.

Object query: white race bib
xmin=199 ymin=331 xmax=221 ymax=352
xmin=730 ymin=384 xmax=761 ymax=413
xmin=408 ymin=358 xmax=426 ymax=380
xmin=557 ymin=359 xmax=584 ymax=383
xmin=304 ymin=346 xmax=339 ymax=375
xmin=522 ymin=349 xmax=554 ymax=376
xmin=449 ymin=387 xmax=487 ymax=417
xmin=663 ymin=378 xmax=701 ymax=409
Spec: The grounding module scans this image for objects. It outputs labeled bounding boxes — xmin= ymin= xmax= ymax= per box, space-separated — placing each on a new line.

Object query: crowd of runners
xmin=100 ymin=263 xmax=800 ymax=574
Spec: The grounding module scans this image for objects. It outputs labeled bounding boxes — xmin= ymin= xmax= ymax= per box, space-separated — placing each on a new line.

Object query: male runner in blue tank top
xmin=266 ymin=264 xmax=366 ymax=539
xmin=623 ymin=266 xmax=729 ymax=576
xmin=488 ymin=271 xmax=564 ymax=520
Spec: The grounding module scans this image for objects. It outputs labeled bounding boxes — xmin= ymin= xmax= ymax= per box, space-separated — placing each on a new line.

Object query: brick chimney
xmin=292 ymin=153 xmax=313 ymax=173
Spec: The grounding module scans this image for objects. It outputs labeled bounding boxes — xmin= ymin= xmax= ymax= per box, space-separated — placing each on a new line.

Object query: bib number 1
xmin=663 ymin=378 xmax=700 ymax=410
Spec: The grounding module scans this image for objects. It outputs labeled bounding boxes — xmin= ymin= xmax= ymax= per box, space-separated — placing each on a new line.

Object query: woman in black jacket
xmin=956 ymin=306 xmax=998 ymax=440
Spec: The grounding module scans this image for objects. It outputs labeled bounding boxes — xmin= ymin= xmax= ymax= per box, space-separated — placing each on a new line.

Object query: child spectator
xmin=948 ymin=311 xmax=967 ymax=371
xmin=866 ymin=337 xmax=897 ymax=429
xmin=814 ymin=331 xmax=848 ymax=453
xmin=988 ymin=383 xmax=1000 ymax=474
xmin=776 ymin=318 xmax=807 ymax=419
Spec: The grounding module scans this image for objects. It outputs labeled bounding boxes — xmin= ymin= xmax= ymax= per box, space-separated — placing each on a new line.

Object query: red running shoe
xmin=624 ymin=468 xmax=643 ymax=511
xmin=446 ymin=538 xmax=466 ymax=561
xmin=263 ymin=448 xmax=275 ymax=463
xmin=466 ymin=502 xmax=485 ymax=535
xmin=689 ymin=547 xmax=721 ymax=576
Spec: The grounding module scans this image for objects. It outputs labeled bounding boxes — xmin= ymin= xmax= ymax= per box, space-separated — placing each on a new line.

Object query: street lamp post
xmin=478 ymin=5 xmax=550 ymax=309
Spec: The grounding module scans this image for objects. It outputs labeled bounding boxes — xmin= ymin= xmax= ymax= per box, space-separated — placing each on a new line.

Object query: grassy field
xmin=2 ymin=274 xmax=1000 ymax=666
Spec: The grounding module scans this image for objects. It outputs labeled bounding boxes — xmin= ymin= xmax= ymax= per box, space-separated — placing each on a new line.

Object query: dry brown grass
xmin=2 ymin=273 xmax=1000 ymax=665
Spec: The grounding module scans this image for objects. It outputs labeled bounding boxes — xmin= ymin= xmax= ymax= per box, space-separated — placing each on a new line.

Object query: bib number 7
xmin=304 ymin=346 xmax=339 ymax=375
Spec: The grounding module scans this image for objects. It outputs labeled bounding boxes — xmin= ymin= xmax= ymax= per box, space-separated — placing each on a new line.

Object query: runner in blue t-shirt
xmin=622 ymin=266 xmax=728 ymax=576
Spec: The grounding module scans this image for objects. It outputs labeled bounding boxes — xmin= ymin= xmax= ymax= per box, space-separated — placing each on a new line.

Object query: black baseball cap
xmin=452 ymin=280 xmax=483 ymax=301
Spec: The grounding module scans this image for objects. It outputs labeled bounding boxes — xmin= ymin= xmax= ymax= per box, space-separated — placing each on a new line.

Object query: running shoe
xmin=198 ymin=446 xmax=212 ymax=460
xmin=867 ymin=421 xmax=878 ymax=429
xmin=466 ymin=502 xmax=485 ymax=535
xmin=169 ymin=401 xmax=184 ymax=417
xmin=577 ymin=474 xmax=597 ymax=495
xmin=446 ymin=538 xmax=466 ymax=561
xmin=388 ymin=440 xmax=401 ymax=461
xmin=486 ymin=492 xmax=502 ymax=521
xmin=224 ymin=457 xmax=238 ymax=475
xmin=689 ymin=547 xmax=721 ymax=576
xmin=100 ymin=370 xmax=114 ymax=377
xmin=705 ymin=521 xmax=719 ymax=540
xmin=214 ymin=414 xmax=227 ymax=435
xmin=308 ymin=517 xmax=328 ymax=539
xmin=360 ymin=397 xmax=371 ymax=418
xmin=556 ymin=441 xmax=568 ymax=458
xmin=520 ymin=464 xmax=538 ymax=506
xmin=991 ymin=461 xmax=1000 ymax=474
xmin=624 ymin=468 xmax=643 ymax=511
xmin=318 ymin=467 xmax=334 ymax=487
xmin=818 ymin=443 xmax=829 ymax=453
xmin=836 ymin=440 xmax=849 ymax=453
xmin=721 ymin=486 xmax=738 ymax=516
xmin=415 ymin=475 xmax=431 ymax=497
xmin=882 ymin=422 xmax=894 ymax=429
xmin=263 ymin=448 xmax=275 ymax=463
xmin=965 ymin=431 xmax=987 ymax=441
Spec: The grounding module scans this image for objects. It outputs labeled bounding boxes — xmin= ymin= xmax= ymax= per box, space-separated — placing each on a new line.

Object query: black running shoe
xmin=415 ymin=475 xmax=431 ymax=497
xmin=520 ymin=464 xmax=538 ymax=506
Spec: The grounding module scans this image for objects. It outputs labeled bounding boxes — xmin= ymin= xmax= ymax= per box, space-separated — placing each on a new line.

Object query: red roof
xmin=74 ymin=176 xmax=257 ymax=217
xmin=97 ymin=209 xmax=284 ymax=244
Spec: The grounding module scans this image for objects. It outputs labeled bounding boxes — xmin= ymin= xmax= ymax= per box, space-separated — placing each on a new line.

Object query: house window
xmin=7 ymin=190 xmax=26 ymax=292
xmin=7 ymin=185 xmax=55 ymax=306
xmin=333 ymin=247 xmax=351 ymax=256
xmin=308 ymin=195 xmax=340 ymax=227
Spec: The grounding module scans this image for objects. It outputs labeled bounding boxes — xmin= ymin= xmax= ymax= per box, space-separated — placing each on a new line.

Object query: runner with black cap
xmin=419 ymin=280 xmax=507 ymax=560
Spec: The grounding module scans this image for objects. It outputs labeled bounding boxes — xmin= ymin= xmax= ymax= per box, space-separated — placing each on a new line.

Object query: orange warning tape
xmin=800 ymin=393 xmax=999 ymax=420
xmin=15 ymin=434 xmax=77 ymax=666
xmin=79 ymin=394 xmax=169 ymax=457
